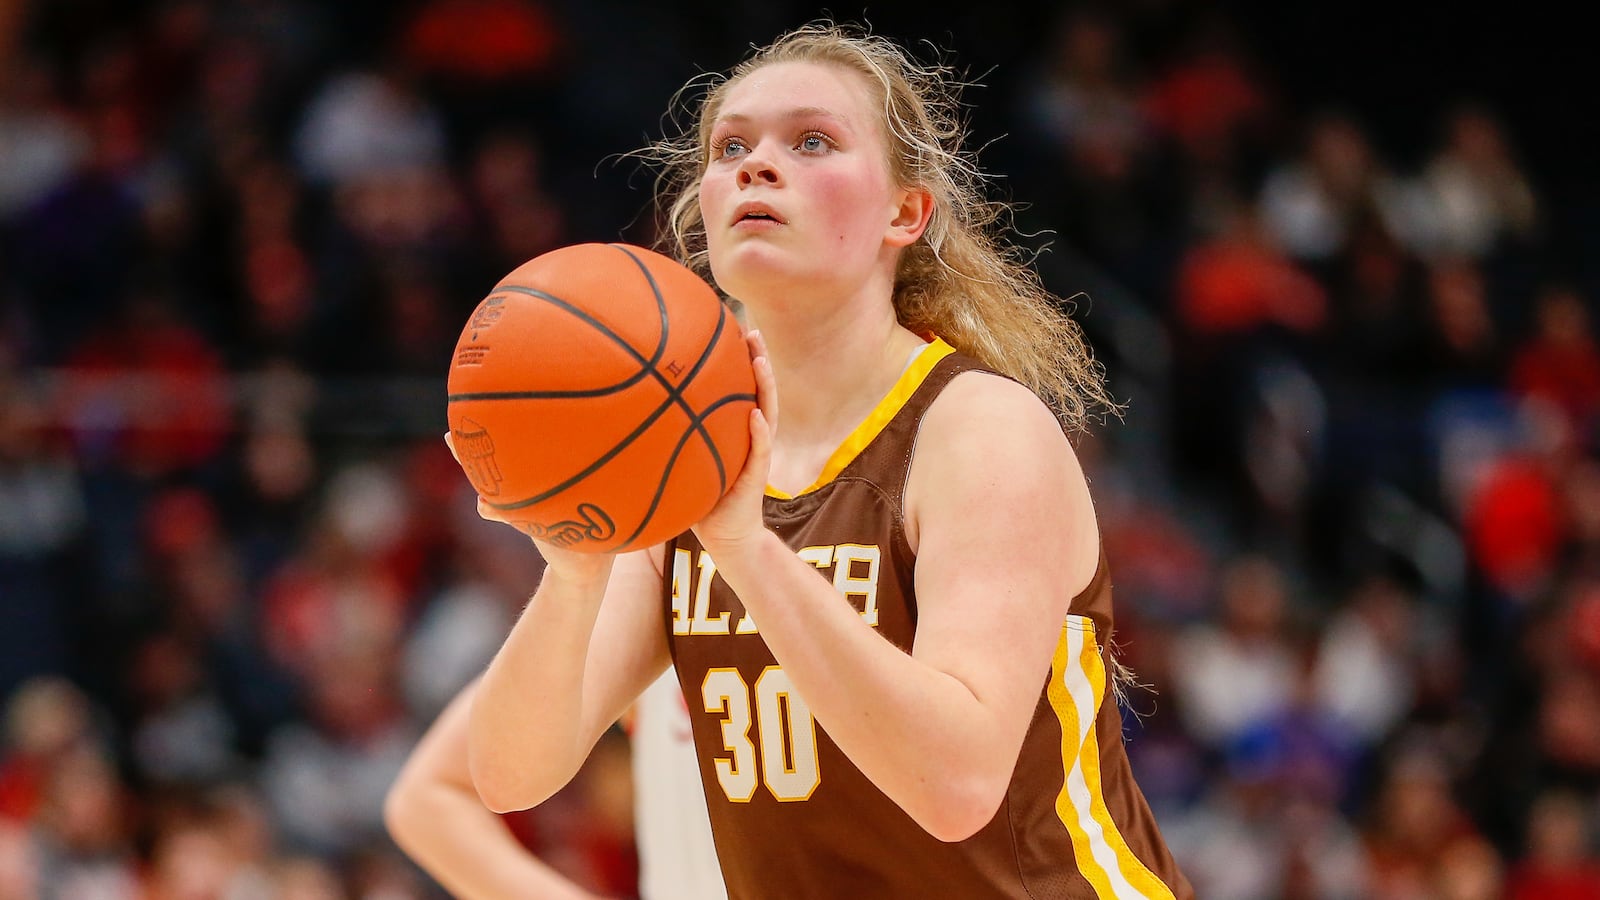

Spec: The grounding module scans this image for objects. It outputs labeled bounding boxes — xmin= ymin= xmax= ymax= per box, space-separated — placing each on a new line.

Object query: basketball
xmin=446 ymin=243 xmax=757 ymax=553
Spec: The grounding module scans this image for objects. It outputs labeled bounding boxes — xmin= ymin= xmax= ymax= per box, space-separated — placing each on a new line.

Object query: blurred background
xmin=2 ymin=0 xmax=1598 ymax=897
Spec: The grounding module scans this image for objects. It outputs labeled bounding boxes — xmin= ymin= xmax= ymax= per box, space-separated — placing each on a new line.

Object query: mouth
xmin=732 ymin=203 xmax=785 ymax=226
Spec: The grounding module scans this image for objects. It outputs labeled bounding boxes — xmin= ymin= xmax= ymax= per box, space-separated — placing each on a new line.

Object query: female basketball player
xmin=464 ymin=21 xmax=1191 ymax=898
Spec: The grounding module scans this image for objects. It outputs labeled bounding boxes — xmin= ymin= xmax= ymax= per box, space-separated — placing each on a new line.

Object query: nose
xmin=736 ymin=147 xmax=781 ymax=188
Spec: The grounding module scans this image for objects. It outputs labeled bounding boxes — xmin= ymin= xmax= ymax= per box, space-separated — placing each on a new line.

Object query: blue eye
xmin=798 ymin=133 xmax=828 ymax=152
xmin=716 ymin=137 xmax=747 ymax=158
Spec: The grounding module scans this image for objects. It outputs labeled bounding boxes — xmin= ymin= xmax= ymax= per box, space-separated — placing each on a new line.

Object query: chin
xmin=708 ymin=242 xmax=805 ymax=303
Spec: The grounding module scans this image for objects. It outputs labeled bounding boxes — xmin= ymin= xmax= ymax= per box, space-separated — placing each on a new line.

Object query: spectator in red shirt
xmin=1508 ymin=789 xmax=1600 ymax=900
xmin=1509 ymin=283 xmax=1600 ymax=439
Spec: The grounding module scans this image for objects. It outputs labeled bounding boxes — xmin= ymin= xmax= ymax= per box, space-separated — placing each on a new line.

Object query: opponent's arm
xmin=385 ymin=677 xmax=610 ymax=900
xmin=699 ymin=370 xmax=1097 ymax=842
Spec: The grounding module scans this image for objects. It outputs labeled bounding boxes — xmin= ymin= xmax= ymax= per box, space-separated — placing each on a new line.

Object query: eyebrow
xmin=714 ymin=107 xmax=851 ymax=127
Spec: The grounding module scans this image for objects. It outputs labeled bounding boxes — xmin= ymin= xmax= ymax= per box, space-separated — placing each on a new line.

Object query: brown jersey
xmin=664 ymin=340 xmax=1192 ymax=899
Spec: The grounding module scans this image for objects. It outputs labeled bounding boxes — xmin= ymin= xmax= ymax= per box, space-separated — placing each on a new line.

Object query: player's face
xmin=699 ymin=61 xmax=910 ymax=306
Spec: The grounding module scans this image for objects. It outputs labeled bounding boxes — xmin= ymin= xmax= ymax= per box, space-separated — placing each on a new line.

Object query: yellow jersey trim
xmin=765 ymin=338 xmax=956 ymax=500
xmin=1047 ymin=617 xmax=1177 ymax=900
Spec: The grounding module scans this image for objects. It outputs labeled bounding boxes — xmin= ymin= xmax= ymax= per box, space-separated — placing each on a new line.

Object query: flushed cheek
xmin=810 ymin=170 xmax=886 ymax=248
xmin=698 ymin=178 xmax=727 ymax=232
xmin=698 ymin=178 xmax=741 ymax=258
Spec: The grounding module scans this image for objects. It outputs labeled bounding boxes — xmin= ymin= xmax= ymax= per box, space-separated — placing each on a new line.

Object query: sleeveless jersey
xmin=663 ymin=340 xmax=1192 ymax=899
xmin=630 ymin=667 xmax=729 ymax=900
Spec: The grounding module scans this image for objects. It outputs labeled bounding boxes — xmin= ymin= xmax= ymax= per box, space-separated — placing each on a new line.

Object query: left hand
xmin=693 ymin=328 xmax=777 ymax=558
xmin=444 ymin=432 xmax=616 ymax=587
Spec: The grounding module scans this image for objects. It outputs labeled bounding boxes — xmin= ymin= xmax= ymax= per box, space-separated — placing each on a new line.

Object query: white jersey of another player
xmin=630 ymin=668 xmax=727 ymax=900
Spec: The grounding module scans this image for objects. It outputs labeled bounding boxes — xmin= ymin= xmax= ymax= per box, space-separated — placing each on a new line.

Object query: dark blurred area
xmin=2 ymin=1 xmax=1599 ymax=897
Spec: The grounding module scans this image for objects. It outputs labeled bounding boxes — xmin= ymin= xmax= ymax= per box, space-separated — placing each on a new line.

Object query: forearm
xmin=469 ymin=563 xmax=613 ymax=812
xmin=709 ymin=530 xmax=1015 ymax=837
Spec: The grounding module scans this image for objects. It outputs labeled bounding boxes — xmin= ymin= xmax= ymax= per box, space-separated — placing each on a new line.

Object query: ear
xmin=884 ymin=186 xmax=933 ymax=248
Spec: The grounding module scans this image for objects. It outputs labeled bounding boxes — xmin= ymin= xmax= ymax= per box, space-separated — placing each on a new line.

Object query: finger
xmin=745 ymin=406 xmax=772 ymax=480
xmin=721 ymin=405 xmax=773 ymax=501
xmin=444 ymin=431 xmax=460 ymax=464
xmin=753 ymin=354 xmax=777 ymax=434
xmin=477 ymin=496 xmax=506 ymax=523
xmin=745 ymin=332 xmax=777 ymax=434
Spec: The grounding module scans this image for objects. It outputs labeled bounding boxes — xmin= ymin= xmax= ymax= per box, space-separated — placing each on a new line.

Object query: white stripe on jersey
xmin=633 ymin=668 xmax=728 ymax=900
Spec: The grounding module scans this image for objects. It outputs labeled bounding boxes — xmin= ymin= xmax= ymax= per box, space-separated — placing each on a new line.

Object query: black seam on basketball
xmin=481 ymin=391 xmax=680 ymax=511
xmin=610 ymin=244 xmax=673 ymax=379
xmin=614 ymin=390 xmax=760 ymax=552
xmin=611 ymin=244 xmax=731 ymax=491
xmin=445 ymin=279 xmax=668 ymax=401
xmin=677 ymin=302 xmax=731 ymax=492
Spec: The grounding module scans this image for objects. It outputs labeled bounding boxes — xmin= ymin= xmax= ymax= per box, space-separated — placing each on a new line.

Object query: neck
xmin=745 ymin=294 xmax=926 ymax=446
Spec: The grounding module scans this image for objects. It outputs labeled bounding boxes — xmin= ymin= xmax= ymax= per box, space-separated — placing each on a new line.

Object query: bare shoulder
xmin=914 ymin=372 xmax=1092 ymax=515
xmin=906 ymin=370 xmax=1099 ymax=592
xmin=920 ymin=369 xmax=1069 ymax=450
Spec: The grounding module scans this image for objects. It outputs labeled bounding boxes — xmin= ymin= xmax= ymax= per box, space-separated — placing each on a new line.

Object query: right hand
xmin=444 ymin=432 xmax=616 ymax=586
xmin=693 ymin=328 xmax=777 ymax=561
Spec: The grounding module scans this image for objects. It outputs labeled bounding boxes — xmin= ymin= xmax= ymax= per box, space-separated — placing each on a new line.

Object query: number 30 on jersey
xmin=702 ymin=666 xmax=819 ymax=802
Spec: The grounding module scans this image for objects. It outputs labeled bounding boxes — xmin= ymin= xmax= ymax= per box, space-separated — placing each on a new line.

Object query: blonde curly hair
xmin=644 ymin=21 xmax=1116 ymax=431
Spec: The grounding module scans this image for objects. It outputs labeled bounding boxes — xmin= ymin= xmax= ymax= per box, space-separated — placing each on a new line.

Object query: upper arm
xmin=574 ymin=544 xmax=673 ymax=751
xmin=905 ymin=373 xmax=1098 ymax=731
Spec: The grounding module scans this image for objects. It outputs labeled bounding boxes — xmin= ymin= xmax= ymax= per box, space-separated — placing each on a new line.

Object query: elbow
xmin=914 ymin=773 xmax=1010 ymax=844
xmin=474 ymin=789 xmax=533 ymax=817
xmin=465 ymin=700 xmax=572 ymax=814
xmin=467 ymin=751 xmax=551 ymax=815
xmin=468 ymin=769 xmax=537 ymax=815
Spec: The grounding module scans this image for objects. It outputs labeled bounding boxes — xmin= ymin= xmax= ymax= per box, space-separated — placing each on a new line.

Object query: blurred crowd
xmin=2 ymin=1 xmax=1599 ymax=898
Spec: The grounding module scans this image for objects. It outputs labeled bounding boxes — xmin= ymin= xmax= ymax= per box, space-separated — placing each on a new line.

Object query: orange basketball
xmin=446 ymin=243 xmax=756 ymax=553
